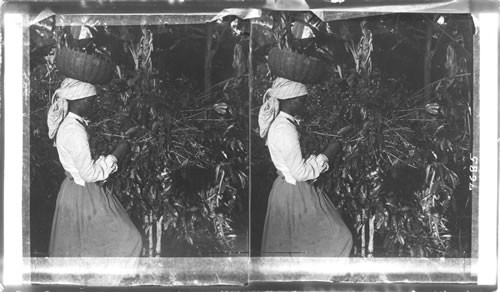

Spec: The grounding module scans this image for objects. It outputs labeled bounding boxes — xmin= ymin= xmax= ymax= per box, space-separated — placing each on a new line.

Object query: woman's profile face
xmin=293 ymin=95 xmax=308 ymax=118
xmin=81 ymin=95 xmax=98 ymax=118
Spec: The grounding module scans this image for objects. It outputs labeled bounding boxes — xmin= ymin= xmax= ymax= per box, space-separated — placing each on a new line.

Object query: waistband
xmin=65 ymin=171 xmax=86 ymax=186
xmin=276 ymin=170 xmax=297 ymax=185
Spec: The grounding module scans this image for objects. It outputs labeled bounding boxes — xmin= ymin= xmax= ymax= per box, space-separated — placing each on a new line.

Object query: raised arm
xmin=60 ymin=125 xmax=118 ymax=183
xmin=272 ymin=125 xmax=329 ymax=182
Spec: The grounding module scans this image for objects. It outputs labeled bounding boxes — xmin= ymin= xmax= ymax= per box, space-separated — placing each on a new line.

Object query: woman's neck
xmin=69 ymin=108 xmax=85 ymax=117
xmin=280 ymin=108 xmax=295 ymax=117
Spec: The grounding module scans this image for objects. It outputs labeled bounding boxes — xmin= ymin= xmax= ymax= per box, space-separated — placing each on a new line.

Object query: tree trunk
xmin=143 ymin=214 xmax=151 ymax=257
xmin=148 ymin=212 xmax=154 ymax=256
xmin=155 ymin=215 xmax=163 ymax=257
xmin=361 ymin=209 xmax=366 ymax=257
xmin=204 ymin=23 xmax=215 ymax=92
xmin=368 ymin=214 xmax=375 ymax=257
xmin=354 ymin=213 xmax=361 ymax=256
xmin=424 ymin=20 xmax=433 ymax=100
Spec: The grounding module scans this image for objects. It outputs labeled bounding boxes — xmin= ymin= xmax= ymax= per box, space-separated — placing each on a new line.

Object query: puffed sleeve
xmin=59 ymin=124 xmax=118 ymax=183
xmin=270 ymin=123 xmax=329 ymax=182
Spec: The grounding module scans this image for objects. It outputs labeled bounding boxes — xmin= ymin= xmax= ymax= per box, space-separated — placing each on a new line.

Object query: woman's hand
xmin=322 ymin=139 xmax=342 ymax=162
xmin=112 ymin=141 xmax=130 ymax=162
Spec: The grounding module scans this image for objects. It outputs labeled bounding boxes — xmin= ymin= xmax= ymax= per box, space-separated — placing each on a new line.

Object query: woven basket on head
xmin=268 ymin=47 xmax=325 ymax=84
xmin=55 ymin=48 xmax=114 ymax=84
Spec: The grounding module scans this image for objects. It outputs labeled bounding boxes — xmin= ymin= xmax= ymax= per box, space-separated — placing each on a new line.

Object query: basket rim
xmin=55 ymin=48 xmax=114 ymax=84
xmin=269 ymin=47 xmax=322 ymax=62
xmin=56 ymin=47 xmax=113 ymax=62
xmin=267 ymin=47 xmax=326 ymax=83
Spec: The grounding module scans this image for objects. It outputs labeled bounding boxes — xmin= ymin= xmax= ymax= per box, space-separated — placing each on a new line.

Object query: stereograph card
xmin=0 ymin=0 xmax=498 ymax=290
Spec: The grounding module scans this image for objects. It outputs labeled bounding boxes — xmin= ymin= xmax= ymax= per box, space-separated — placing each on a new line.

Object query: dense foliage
xmin=91 ymin=74 xmax=249 ymax=256
xmin=30 ymin=12 xmax=473 ymax=258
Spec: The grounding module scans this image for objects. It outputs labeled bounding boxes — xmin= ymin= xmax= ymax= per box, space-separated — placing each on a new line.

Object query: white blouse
xmin=267 ymin=111 xmax=329 ymax=185
xmin=55 ymin=112 xmax=118 ymax=186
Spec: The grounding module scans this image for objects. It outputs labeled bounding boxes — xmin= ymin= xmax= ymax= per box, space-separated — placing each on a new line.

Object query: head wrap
xmin=47 ymin=78 xmax=96 ymax=139
xmin=258 ymin=77 xmax=308 ymax=138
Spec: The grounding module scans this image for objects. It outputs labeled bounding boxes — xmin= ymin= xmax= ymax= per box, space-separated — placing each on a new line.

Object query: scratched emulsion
xmin=249 ymin=257 xmax=476 ymax=283
xmin=22 ymin=12 xmax=31 ymax=280
xmin=26 ymin=257 xmax=476 ymax=285
xmin=27 ymin=257 xmax=249 ymax=286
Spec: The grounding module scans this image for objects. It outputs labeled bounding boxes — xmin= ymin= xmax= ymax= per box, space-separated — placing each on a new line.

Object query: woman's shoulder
xmin=61 ymin=117 xmax=84 ymax=130
xmin=269 ymin=116 xmax=298 ymax=139
xmin=271 ymin=114 xmax=296 ymax=128
xmin=57 ymin=117 xmax=86 ymax=140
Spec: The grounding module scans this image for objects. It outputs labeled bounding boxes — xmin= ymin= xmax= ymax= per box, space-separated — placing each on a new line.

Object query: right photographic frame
xmin=248 ymin=9 xmax=496 ymax=285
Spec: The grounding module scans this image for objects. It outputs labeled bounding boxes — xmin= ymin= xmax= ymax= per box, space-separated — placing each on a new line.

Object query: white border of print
xmin=2 ymin=8 xmax=498 ymax=287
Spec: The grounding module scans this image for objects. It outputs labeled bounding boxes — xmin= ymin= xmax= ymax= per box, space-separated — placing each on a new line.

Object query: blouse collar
xmin=67 ymin=112 xmax=89 ymax=126
xmin=278 ymin=111 xmax=300 ymax=125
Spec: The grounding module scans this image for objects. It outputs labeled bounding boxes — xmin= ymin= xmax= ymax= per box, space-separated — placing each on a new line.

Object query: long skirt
xmin=49 ymin=174 xmax=143 ymax=257
xmin=261 ymin=173 xmax=353 ymax=257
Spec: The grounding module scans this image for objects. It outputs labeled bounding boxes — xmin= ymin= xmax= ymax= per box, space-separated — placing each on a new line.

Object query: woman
xmin=259 ymin=77 xmax=353 ymax=257
xmin=47 ymin=78 xmax=142 ymax=257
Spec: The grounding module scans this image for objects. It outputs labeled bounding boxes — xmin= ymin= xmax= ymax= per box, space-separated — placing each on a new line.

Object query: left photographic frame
xmin=3 ymin=3 xmax=252 ymax=286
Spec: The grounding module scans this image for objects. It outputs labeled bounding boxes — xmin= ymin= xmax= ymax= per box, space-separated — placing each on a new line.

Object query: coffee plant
xmin=30 ymin=12 xmax=473 ymax=258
